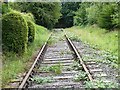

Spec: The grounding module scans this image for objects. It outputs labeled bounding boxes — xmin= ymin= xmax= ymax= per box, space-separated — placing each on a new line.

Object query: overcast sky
xmin=8 ymin=0 xmax=120 ymax=2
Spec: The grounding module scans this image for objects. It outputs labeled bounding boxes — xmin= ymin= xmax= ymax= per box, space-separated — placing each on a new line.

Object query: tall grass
xmin=2 ymin=24 xmax=50 ymax=87
xmin=65 ymin=26 xmax=118 ymax=56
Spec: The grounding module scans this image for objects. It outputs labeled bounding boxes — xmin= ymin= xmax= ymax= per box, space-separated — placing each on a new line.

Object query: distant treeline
xmin=2 ymin=2 xmax=120 ymax=30
xmin=2 ymin=2 xmax=62 ymax=54
xmin=5 ymin=2 xmax=62 ymax=29
xmin=58 ymin=2 xmax=120 ymax=30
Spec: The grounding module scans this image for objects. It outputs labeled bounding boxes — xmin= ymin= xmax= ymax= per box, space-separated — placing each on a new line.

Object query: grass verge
xmin=2 ymin=24 xmax=50 ymax=87
xmin=65 ymin=26 xmax=118 ymax=56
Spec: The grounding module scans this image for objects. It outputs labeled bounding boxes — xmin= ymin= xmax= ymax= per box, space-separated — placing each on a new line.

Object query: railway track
xmin=72 ymin=41 xmax=118 ymax=84
xmin=18 ymin=29 xmax=118 ymax=89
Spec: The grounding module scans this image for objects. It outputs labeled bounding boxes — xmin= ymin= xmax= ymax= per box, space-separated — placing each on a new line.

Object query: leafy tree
xmin=74 ymin=3 xmax=91 ymax=26
xmin=9 ymin=2 xmax=61 ymax=29
xmin=2 ymin=3 xmax=11 ymax=14
xmin=0 ymin=3 xmax=2 ymax=14
xmin=27 ymin=20 xmax=35 ymax=43
xmin=97 ymin=3 xmax=115 ymax=30
xmin=73 ymin=2 xmax=119 ymax=30
xmin=74 ymin=5 xmax=87 ymax=26
xmin=57 ymin=2 xmax=80 ymax=28
xmin=9 ymin=2 xmax=29 ymax=12
xmin=111 ymin=3 xmax=120 ymax=28
xmin=86 ymin=3 xmax=101 ymax=25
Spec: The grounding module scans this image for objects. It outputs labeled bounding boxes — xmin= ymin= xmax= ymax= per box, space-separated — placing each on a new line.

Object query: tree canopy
xmin=55 ymin=2 xmax=80 ymax=28
xmin=74 ymin=2 xmax=119 ymax=30
xmin=9 ymin=2 xmax=62 ymax=29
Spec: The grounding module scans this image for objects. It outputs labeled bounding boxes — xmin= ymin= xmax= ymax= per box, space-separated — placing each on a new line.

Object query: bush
xmin=9 ymin=2 xmax=61 ymax=29
xmin=111 ymin=3 xmax=120 ymax=28
xmin=74 ymin=3 xmax=88 ymax=26
xmin=97 ymin=4 xmax=115 ymax=30
xmin=2 ymin=3 xmax=11 ymax=14
xmin=27 ymin=21 xmax=35 ymax=43
xmin=86 ymin=4 xmax=100 ymax=25
xmin=23 ymin=13 xmax=35 ymax=23
xmin=2 ymin=11 xmax=28 ymax=54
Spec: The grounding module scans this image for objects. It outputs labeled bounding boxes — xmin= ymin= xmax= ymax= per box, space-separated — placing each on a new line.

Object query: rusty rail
xmin=19 ymin=31 xmax=93 ymax=89
xmin=65 ymin=34 xmax=93 ymax=81
xmin=19 ymin=33 xmax=52 ymax=88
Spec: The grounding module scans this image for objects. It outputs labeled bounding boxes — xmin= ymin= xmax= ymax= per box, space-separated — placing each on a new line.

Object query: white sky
xmin=8 ymin=0 xmax=120 ymax=2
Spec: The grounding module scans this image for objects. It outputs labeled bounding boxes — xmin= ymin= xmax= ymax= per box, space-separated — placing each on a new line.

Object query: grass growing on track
xmin=2 ymin=24 xmax=50 ymax=87
xmin=65 ymin=26 xmax=118 ymax=56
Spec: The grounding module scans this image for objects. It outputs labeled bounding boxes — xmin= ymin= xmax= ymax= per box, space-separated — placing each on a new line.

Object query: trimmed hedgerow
xmin=23 ymin=13 xmax=35 ymax=23
xmin=27 ymin=20 xmax=35 ymax=43
xmin=2 ymin=3 xmax=11 ymax=14
xmin=2 ymin=11 xmax=28 ymax=54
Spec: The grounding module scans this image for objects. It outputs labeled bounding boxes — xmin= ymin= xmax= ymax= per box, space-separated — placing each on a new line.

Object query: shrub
xmin=2 ymin=3 xmax=11 ymax=14
xmin=86 ymin=5 xmax=100 ymax=25
xmin=23 ymin=13 xmax=35 ymax=23
xmin=27 ymin=20 xmax=35 ymax=43
xmin=9 ymin=2 xmax=61 ymax=29
xmin=111 ymin=3 xmax=120 ymax=28
xmin=74 ymin=3 xmax=88 ymax=26
xmin=97 ymin=4 xmax=115 ymax=30
xmin=25 ymin=2 xmax=61 ymax=29
xmin=2 ymin=11 xmax=28 ymax=54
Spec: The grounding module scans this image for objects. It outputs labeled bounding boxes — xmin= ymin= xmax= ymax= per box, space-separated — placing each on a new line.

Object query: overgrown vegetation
xmin=39 ymin=63 xmax=62 ymax=75
xmin=47 ymin=31 xmax=64 ymax=45
xmin=31 ymin=76 xmax=53 ymax=84
xmin=2 ymin=25 xmax=49 ymax=87
xmin=23 ymin=13 xmax=35 ymax=23
xmin=82 ymin=51 xmax=118 ymax=69
xmin=73 ymin=70 xmax=88 ymax=82
xmin=56 ymin=2 xmax=80 ymax=28
xmin=65 ymin=61 xmax=82 ymax=71
xmin=65 ymin=26 xmax=118 ymax=68
xmin=2 ymin=4 xmax=37 ymax=54
xmin=65 ymin=26 xmax=118 ymax=56
xmin=9 ymin=2 xmax=61 ymax=29
xmin=2 ymin=1 xmax=119 ymax=88
xmin=2 ymin=11 xmax=28 ymax=54
xmin=2 ymin=3 xmax=11 ymax=14
xmin=74 ymin=2 xmax=119 ymax=30
xmin=70 ymin=61 xmax=82 ymax=71
xmin=56 ymin=2 xmax=119 ymax=30
xmin=85 ymin=80 xmax=118 ymax=88
xmin=27 ymin=20 xmax=36 ymax=43
xmin=2 ymin=2 xmax=51 ymax=87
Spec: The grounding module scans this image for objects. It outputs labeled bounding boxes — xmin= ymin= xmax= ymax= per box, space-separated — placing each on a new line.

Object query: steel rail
xmin=65 ymin=34 xmax=93 ymax=81
xmin=18 ymin=30 xmax=93 ymax=89
xmin=19 ymin=33 xmax=52 ymax=89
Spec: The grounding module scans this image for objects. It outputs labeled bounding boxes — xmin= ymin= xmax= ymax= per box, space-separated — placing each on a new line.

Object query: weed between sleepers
xmin=85 ymin=80 xmax=118 ymax=88
xmin=73 ymin=70 xmax=88 ymax=82
xmin=65 ymin=61 xmax=83 ymax=71
xmin=31 ymin=76 xmax=53 ymax=84
xmin=39 ymin=63 xmax=62 ymax=75
xmin=2 ymin=25 xmax=49 ymax=87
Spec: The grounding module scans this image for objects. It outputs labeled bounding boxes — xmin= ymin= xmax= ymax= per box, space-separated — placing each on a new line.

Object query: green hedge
xmin=27 ymin=21 xmax=35 ymax=43
xmin=2 ymin=11 xmax=28 ymax=54
xmin=2 ymin=3 xmax=11 ymax=14
xmin=23 ymin=13 xmax=35 ymax=23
